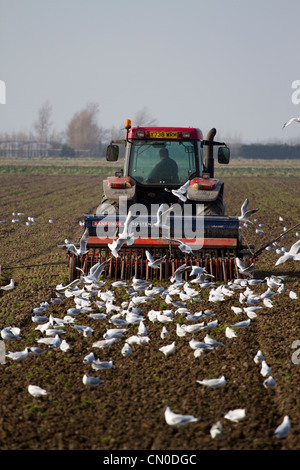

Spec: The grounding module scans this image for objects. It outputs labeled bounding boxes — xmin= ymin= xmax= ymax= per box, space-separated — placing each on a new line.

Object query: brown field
xmin=0 ymin=171 xmax=299 ymax=453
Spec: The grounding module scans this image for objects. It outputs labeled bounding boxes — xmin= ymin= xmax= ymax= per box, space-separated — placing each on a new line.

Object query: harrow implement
xmin=67 ymin=214 xmax=254 ymax=282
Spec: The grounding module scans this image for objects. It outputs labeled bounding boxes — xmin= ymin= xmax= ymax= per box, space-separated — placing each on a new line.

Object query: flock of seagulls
xmin=1 ymin=207 xmax=298 ymax=440
xmin=1 ymin=186 xmax=299 ymax=445
xmin=0 ymin=212 xmax=57 ymax=226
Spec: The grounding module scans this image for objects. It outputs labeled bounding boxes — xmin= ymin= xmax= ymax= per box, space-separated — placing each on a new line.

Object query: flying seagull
xmin=145 ymin=250 xmax=167 ymax=269
xmin=170 ymin=180 xmax=190 ymax=202
xmin=283 ymin=117 xmax=300 ymax=129
xmin=235 ymin=257 xmax=255 ymax=278
xmin=275 ymin=239 xmax=300 ymax=266
xmin=163 ymin=236 xmax=193 ymax=254
xmin=57 ymin=227 xmax=89 ymax=256
xmin=238 ymin=198 xmax=259 ymax=224
xmin=153 ymin=204 xmax=173 ymax=230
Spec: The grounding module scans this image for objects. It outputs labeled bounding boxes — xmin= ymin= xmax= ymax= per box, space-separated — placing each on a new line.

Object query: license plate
xmin=149 ymin=131 xmax=178 ymax=139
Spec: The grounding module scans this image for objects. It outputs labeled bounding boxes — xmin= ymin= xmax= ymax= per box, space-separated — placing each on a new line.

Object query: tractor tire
xmin=98 ymin=195 xmax=119 ymax=215
xmin=69 ymin=254 xmax=79 ymax=282
xmin=203 ymin=192 xmax=225 ymax=216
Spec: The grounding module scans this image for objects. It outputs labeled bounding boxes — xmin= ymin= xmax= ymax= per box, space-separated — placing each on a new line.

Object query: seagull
xmin=189 ymin=338 xmax=214 ymax=350
xmin=82 ymin=374 xmax=104 ymax=386
xmin=91 ymin=359 xmax=113 ymax=371
xmin=160 ymin=325 xmax=169 ymax=339
xmin=121 ymin=342 xmax=132 ymax=356
xmin=83 ymin=352 xmax=95 ymax=364
xmin=210 ymin=421 xmax=225 ymax=439
xmin=189 ymin=266 xmax=210 ymax=277
xmin=275 ymin=240 xmax=300 ymax=266
xmin=164 ymin=406 xmax=199 ymax=427
xmin=274 ymin=415 xmax=291 ymax=438
xmin=78 ymin=227 xmax=90 ymax=254
xmin=196 ymin=376 xmax=226 ymax=388
xmin=0 ymin=279 xmax=15 ymax=291
xmin=77 ymin=258 xmax=111 ymax=283
xmin=118 ymin=210 xmax=135 ymax=245
xmin=170 ymin=180 xmax=190 ymax=202
xmin=1 ymin=326 xmax=21 ymax=340
xmin=57 ymin=228 xmax=89 ymax=256
xmin=238 ymin=198 xmax=259 ymax=224
xmin=28 ymin=216 xmax=38 ymax=223
xmin=6 ymin=347 xmax=29 ymax=361
xmin=153 ymin=204 xmax=173 ymax=230
xmin=235 ymin=257 xmax=255 ymax=278
xmin=164 ymin=237 xmax=193 ymax=254
xmin=231 ymin=319 xmax=251 ymax=328
xmin=92 ymin=337 xmax=119 ymax=348
xmin=170 ymin=264 xmax=190 ymax=284
xmin=28 ymin=346 xmax=47 ymax=355
xmin=28 ymin=385 xmax=48 ymax=397
xmin=37 ymin=334 xmax=61 ymax=348
xmin=263 ymin=297 xmax=273 ymax=308
xmin=204 ymin=334 xmax=225 ymax=347
xmin=108 ymin=237 xmax=127 ymax=257
xmin=126 ymin=335 xmax=150 ymax=345
xmin=159 ymin=341 xmax=176 ymax=356
xmin=260 ymin=360 xmax=271 ymax=377
xmin=225 ymin=326 xmax=238 ymax=338
xmin=231 ymin=306 xmax=243 ymax=314
xmin=224 ymin=409 xmax=246 ymax=423
xmin=176 ymin=323 xmax=187 ymax=337
xmin=145 ymin=250 xmax=167 ymax=269
xmin=283 ymin=117 xmax=300 ymax=129
xmin=108 ymin=211 xmax=135 ymax=257
xmin=60 ymin=340 xmax=70 ymax=352
xmin=253 ymin=349 xmax=265 ymax=364
xmin=263 ymin=376 xmax=275 ymax=389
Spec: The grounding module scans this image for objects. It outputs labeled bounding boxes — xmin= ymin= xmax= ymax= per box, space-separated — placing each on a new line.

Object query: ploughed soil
xmin=0 ymin=174 xmax=299 ymax=454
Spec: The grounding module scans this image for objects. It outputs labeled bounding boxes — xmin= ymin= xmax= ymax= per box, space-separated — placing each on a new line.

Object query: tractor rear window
xmin=128 ymin=140 xmax=199 ymax=185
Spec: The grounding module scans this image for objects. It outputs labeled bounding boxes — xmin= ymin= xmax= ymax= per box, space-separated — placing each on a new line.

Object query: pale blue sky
xmin=1 ymin=0 xmax=300 ymax=143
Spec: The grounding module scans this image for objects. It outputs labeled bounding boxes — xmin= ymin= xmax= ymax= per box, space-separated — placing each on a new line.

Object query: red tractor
xmin=68 ymin=119 xmax=253 ymax=281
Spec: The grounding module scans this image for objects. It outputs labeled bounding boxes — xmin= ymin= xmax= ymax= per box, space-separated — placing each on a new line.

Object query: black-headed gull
xmin=274 ymin=415 xmax=291 ymax=438
xmin=0 ymin=279 xmax=15 ymax=291
xmin=235 ymin=257 xmax=255 ymax=278
xmin=238 ymin=198 xmax=259 ymax=224
xmin=28 ymin=385 xmax=48 ymax=397
xmin=145 ymin=250 xmax=166 ymax=269
xmin=163 ymin=236 xmax=193 ymax=254
xmin=164 ymin=406 xmax=199 ymax=427
xmin=282 ymin=117 xmax=300 ymax=129
xmin=153 ymin=203 xmax=173 ymax=230
xmin=170 ymin=180 xmax=190 ymax=202
xmin=196 ymin=376 xmax=226 ymax=388
xmin=275 ymin=240 xmax=300 ymax=266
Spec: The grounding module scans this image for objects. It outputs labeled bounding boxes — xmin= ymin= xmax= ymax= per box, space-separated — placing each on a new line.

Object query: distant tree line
xmin=1 ymin=101 xmax=300 ymax=159
xmin=0 ymin=102 xmax=157 ymax=158
xmin=236 ymin=143 xmax=300 ymax=159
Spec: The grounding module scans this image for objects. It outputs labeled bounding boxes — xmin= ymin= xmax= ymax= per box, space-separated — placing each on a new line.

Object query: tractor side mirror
xmin=106 ymin=144 xmax=119 ymax=161
xmin=218 ymin=146 xmax=230 ymax=164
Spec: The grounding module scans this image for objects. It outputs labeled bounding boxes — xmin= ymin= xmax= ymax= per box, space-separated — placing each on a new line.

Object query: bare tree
xmin=133 ymin=106 xmax=157 ymax=127
xmin=65 ymin=102 xmax=102 ymax=156
xmin=34 ymin=100 xmax=53 ymax=142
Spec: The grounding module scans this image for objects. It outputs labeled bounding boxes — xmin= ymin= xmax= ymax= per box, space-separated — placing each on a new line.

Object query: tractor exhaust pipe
xmin=204 ymin=128 xmax=216 ymax=178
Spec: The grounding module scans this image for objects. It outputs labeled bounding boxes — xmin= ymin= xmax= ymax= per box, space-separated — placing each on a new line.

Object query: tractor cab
xmin=104 ymin=119 xmax=230 ymax=211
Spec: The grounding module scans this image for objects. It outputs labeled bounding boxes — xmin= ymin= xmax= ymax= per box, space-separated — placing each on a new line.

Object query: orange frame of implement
xmin=87 ymin=236 xmax=237 ymax=249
